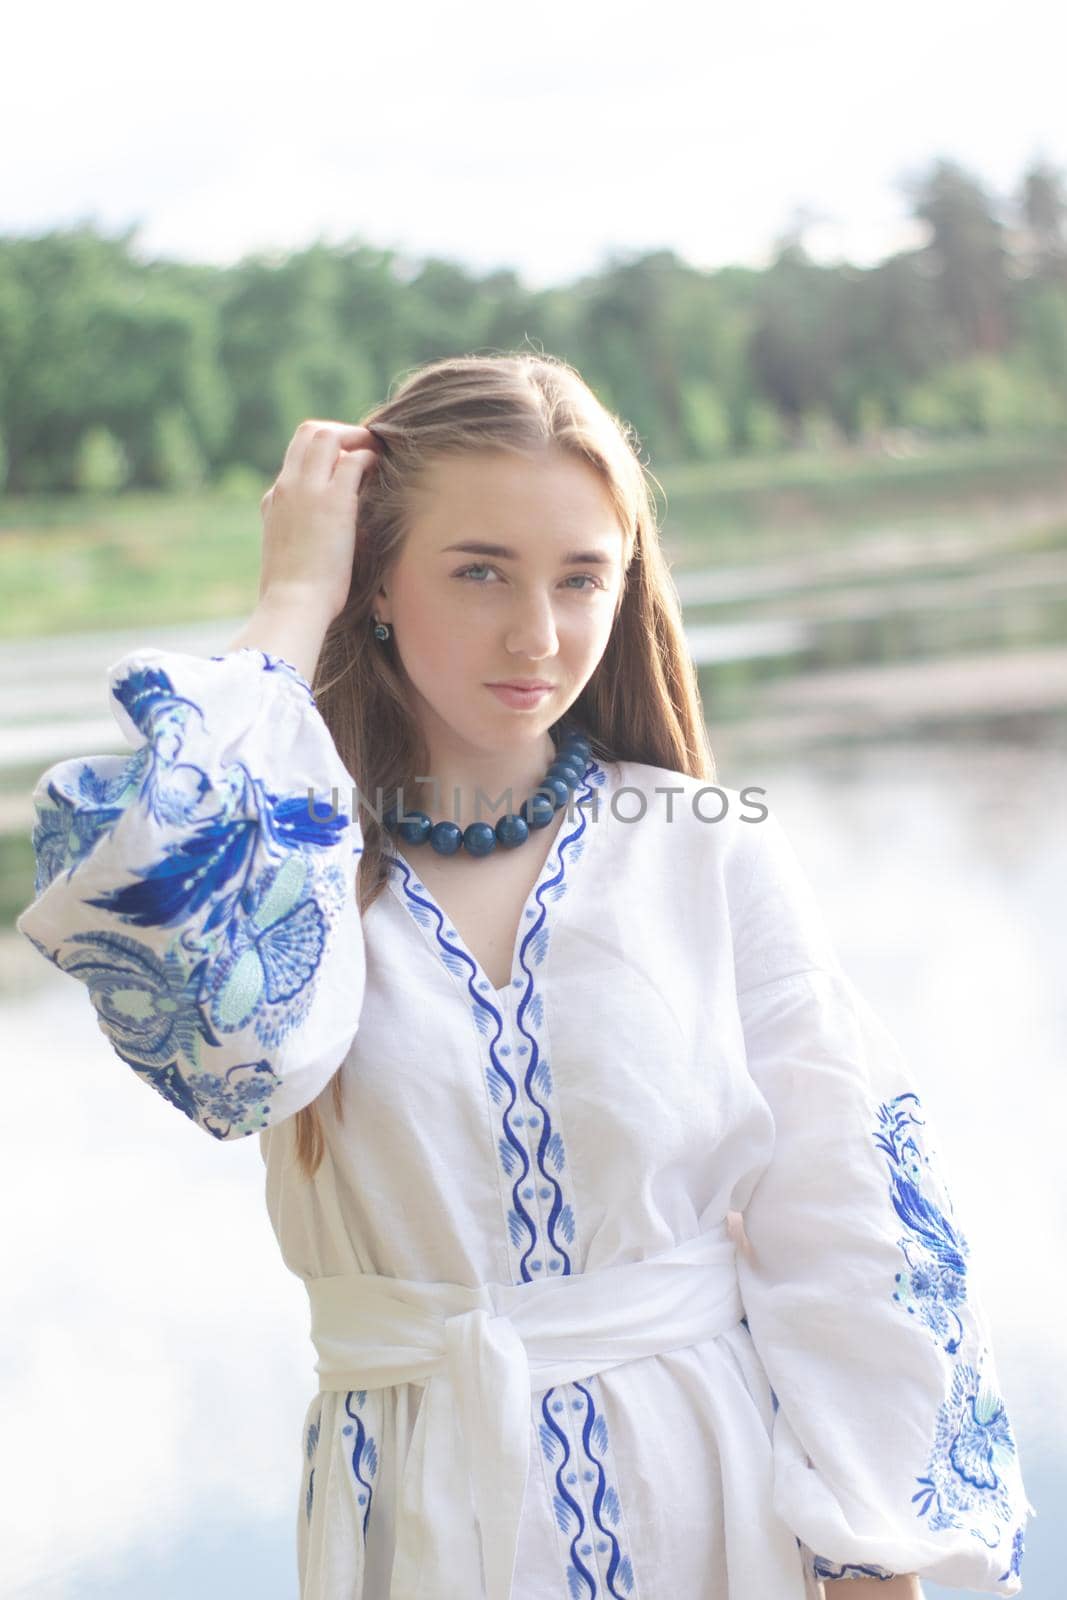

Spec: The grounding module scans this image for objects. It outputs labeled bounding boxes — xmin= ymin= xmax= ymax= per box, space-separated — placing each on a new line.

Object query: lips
xmin=486 ymin=682 xmax=555 ymax=708
xmin=489 ymin=681 xmax=555 ymax=691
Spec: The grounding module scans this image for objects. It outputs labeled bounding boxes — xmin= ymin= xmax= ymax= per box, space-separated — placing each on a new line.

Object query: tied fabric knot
xmin=392 ymin=1306 xmax=534 ymax=1599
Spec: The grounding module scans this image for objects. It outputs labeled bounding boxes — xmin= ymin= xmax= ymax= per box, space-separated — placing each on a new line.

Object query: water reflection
xmin=678 ymin=519 xmax=1067 ymax=759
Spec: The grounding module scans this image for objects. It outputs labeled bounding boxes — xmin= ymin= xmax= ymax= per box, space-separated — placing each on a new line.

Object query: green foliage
xmin=744 ymin=400 xmax=786 ymax=453
xmin=679 ymin=380 xmax=732 ymax=459
xmin=0 ymin=489 xmax=262 ymax=636
xmin=215 ymin=461 xmax=271 ymax=500
xmin=2 ymin=157 xmax=1067 ymax=495
xmin=903 ymin=355 xmax=1067 ymax=434
xmin=1015 ymin=284 xmax=1067 ymax=394
xmin=73 ymin=426 xmax=130 ymax=492
xmin=152 ymin=406 xmax=207 ymax=490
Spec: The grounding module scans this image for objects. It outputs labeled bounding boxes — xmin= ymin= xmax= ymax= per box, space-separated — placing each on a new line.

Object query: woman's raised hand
xmin=257 ymin=420 xmax=382 ymax=624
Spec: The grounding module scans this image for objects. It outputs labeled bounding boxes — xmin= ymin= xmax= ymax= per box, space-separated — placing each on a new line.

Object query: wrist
xmin=256 ymin=585 xmax=339 ymax=629
xmin=227 ymin=594 xmax=337 ymax=686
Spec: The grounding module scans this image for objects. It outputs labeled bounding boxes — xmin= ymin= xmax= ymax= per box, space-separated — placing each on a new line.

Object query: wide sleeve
xmin=729 ymin=811 xmax=1035 ymax=1593
xmin=15 ymin=646 xmax=366 ymax=1142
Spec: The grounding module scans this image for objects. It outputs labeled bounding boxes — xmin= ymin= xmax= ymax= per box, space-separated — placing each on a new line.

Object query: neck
xmin=412 ymin=732 xmax=560 ymax=827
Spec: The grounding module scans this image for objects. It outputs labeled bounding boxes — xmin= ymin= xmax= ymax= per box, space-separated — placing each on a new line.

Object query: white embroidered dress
xmin=16 ymin=646 xmax=1035 ymax=1600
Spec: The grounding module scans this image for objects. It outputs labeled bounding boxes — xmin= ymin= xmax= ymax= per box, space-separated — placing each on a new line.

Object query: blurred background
xmin=1 ymin=0 xmax=1064 ymax=1595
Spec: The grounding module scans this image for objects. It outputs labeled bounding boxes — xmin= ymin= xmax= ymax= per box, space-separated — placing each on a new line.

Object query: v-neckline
xmin=384 ymin=756 xmax=617 ymax=1004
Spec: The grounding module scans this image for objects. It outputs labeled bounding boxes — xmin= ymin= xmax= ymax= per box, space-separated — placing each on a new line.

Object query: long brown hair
xmin=292 ymin=349 xmax=715 ymax=1179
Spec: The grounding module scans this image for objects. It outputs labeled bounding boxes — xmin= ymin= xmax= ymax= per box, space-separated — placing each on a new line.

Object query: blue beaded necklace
xmin=382 ymin=724 xmax=593 ymax=859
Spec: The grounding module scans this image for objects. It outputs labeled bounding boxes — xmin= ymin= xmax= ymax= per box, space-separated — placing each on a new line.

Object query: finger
xmin=283 ymin=421 xmax=379 ymax=480
xmin=331 ymin=446 xmax=380 ymax=487
xmin=295 ymin=422 xmax=377 ymax=483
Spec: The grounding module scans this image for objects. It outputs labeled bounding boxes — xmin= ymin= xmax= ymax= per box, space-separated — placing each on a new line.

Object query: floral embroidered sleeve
xmin=728 ymin=812 xmax=1035 ymax=1594
xmin=15 ymin=647 xmax=366 ymax=1141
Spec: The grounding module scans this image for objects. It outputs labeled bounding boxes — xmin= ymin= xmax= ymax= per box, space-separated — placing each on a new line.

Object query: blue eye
xmin=454 ymin=564 xmax=601 ymax=591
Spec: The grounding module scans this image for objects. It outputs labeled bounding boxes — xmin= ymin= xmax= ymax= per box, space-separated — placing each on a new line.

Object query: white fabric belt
xmin=304 ymin=1220 xmax=802 ymax=1600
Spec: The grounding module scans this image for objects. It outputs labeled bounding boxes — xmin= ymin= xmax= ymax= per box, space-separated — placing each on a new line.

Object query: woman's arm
xmin=226 ymin=592 xmax=335 ymax=687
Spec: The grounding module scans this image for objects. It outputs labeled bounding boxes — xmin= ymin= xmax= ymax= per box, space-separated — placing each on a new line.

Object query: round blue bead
xmin=496 ymin=813 xmax=530 ymax=848
xmin=547 ymin=760 xmax=582 ymax=788
xmin=520 ymin=792 xmax=556 ymax=829
xmin=538 ymin=775 xmax=571 ymax=809
xmin=430 ymin=820 xmax=463 ymax=855
xmin=397 ymin=809 xmax=432 ymax=845
xmin=463 ymin=821 xmax=497 ymax=856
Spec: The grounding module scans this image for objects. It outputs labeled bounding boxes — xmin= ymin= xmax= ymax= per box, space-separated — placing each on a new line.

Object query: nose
xmin=504 ymin=590 xmax=561 ymax=661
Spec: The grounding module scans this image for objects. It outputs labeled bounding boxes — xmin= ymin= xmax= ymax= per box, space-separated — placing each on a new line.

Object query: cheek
xmin=576 ymin=606 xmax=617 ymax=666
xmin=395 ymin=585 xmax=481 ymax=675
xmin=395 ymin=578 xmax=444 ymax=633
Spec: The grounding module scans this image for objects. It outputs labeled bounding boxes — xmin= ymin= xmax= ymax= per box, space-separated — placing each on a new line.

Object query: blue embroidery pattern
xmin=911 ymin=1356 xmax=1021 ymax=1541
xmin=872 ymin=1092 xmax=1026 ymax=1577
xmin=305 ymin=1403 xmax=322 ymax=1522
xmin=31 ymin=748 xmax=150 ymax=895
xmin=25 ymin=653 xmax=354 ymax=1139
xmin=809 ymin=1555 xmax=896 ymax=1583
xmin=539 ymin=1385 xmax=635 ymax=1598
xmin=388 ymin=758 xmax=605 ymax=1286
xmin=303 ymin=1392 xmax=380 ymax=1552
xmin=341 ymin=1390 xmax=378 ymax=1540
xmin=873 ymin=1091 xmax=971 ymax=1354
xmin=390 ymin=758 xmax=640 ymax=1595
xmin=999 ymin=1524 xmax=1026 ymax=1584
xmin=505 ymin=788 xmax=596 ymax=1280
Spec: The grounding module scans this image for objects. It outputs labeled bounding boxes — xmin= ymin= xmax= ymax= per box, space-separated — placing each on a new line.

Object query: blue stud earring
xmin=373 ymin=617 xmax=391 ymax=641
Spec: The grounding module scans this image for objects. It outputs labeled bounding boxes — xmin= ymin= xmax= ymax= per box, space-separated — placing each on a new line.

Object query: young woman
xmin=17 ymin=353 xmax=1033 ymax=1599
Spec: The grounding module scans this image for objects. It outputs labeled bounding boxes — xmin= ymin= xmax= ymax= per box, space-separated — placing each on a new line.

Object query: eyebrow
xmin=440 ymin=540 xmax=615 ymax=566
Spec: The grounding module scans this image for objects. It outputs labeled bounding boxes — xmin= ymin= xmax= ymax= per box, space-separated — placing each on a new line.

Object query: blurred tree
xmin=333 ymin=239 xmax=419 ymax=394
xmin=2 ymin=168 xmax=1064 ymax=495
xmin=217 ymin=241 xmax=378 ymax=477
xmin=578 ymin=250 xmax=692 ymax=459
xmin=0 ymin=223 xmax=231 ymax=491
xmin=1014 ymin=283 xmax=1067 ymax=406
xmin=1016 ymin=159 xmax=1067 ymax=283
xmin=902 ymin=350 xmax=1065 ymax=434
xmin=405 ymin=257 xmax=486 ymax=359
xmin=825 ymin=256 xmax=939 ymax=437
xmin=901 ymin=158 xmax=1012 ymax=356
xmin=665 ymin=260 xmax=759 ymax=459
xmin=0 ymin=249 xmax=28 ymax=479
xmin=74 ymin=425 xmax=129 ymax=491
xmin=0 ymin=225 xmax=139 ymax=490
xmin=747 ymin=235 xmax=840 ymax=445
xmin=152 ymin=405 xmax=207 ymax=490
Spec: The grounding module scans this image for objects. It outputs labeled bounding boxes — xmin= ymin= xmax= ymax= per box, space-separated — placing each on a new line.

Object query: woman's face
xmin=374 ymin=445 xmax=626 ymax=753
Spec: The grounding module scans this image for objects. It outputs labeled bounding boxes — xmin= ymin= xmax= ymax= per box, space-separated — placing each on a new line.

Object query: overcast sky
xmin=4 ymin=0 xmax=1066 ymax=288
